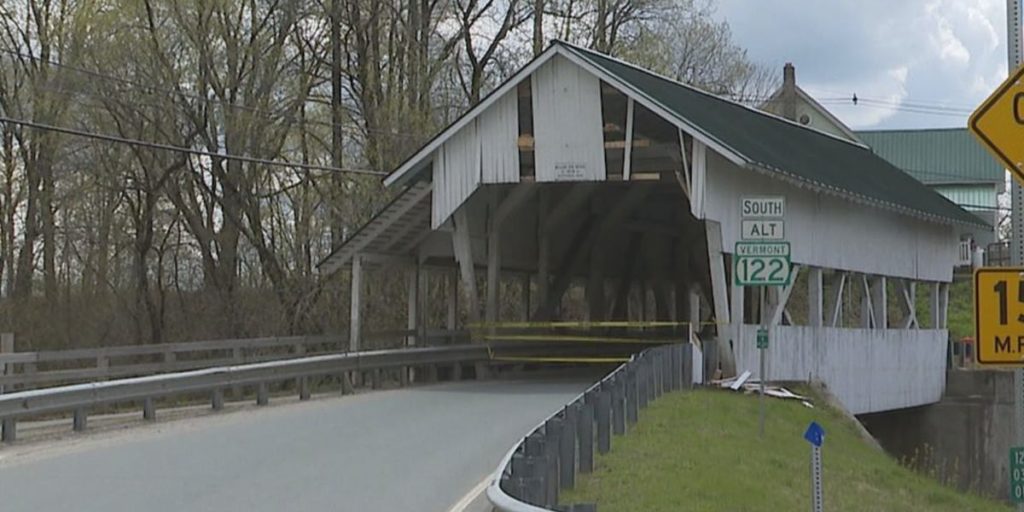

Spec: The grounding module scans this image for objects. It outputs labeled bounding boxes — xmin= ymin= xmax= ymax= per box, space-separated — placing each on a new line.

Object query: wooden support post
xmin=826 ymin=272 xmax=846 ymax=328
xmin=729 ymin=269 xmax=745 ymax=370
xmin=871 ymin=276 xmax=887 ymax=329
xmin=860 ymin=275 xmax=873 ymax=329
xmin=705 ymin=220 xmax=735 ymax=375
xmin=520 ymin=274 xmax=531 ymax=322
xmin=623 ymin=98 xmax=635 ymax=181
xmin=901 ymin=280 xmax=919 ymax=329
xmin=939 ymin=282 xmax=950 ymax=329
xmin=453 ymin=208 xmax=481 ymax=323
xmin=486 ymin=190 xmax=501 ymax=327
xmin=769 ymin=266 xmax=800 ymax=327
xmin=536 ymin=189 xmax=550 ymax=317
xmin=587 ymin=244 xmax=606 ymax=321
xmin=407 ymin=267 xmax=418 ymax=347
xmin=350 ymin=255 xmax=363 ymax=352
xmin=808 ymin=267 xmax=823 ymax=327
xmin=143 ymin=398 xmax=156 ymax=421
xmin=447 ymin=271 xmax=458 ymax=339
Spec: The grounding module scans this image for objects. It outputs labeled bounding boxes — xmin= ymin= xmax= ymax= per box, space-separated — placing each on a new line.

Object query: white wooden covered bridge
xmin=318 ymin=41 xmax=985 ymax=415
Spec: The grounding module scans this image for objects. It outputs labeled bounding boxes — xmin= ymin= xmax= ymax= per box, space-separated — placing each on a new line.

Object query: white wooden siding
xmin=479 ymin=90 xmax=520 ymax=184
xmin=532 ymin=55 xmax=606 ymax=182
xmin=703 ymin=152 xmax=957 ymax=282
xmin=734 ymin=325 xmax=947 ymax=414
xmin=432 ymin=123 xmax=481 ymax=228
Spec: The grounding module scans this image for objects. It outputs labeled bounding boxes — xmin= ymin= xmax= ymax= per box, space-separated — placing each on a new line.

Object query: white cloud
xmin=715 ymin=0 xmax=1007 ymax=129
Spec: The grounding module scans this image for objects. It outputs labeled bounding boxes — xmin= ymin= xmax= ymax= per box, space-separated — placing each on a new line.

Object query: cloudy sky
xmin=715 ymin=0 xmax=1009 ymax=130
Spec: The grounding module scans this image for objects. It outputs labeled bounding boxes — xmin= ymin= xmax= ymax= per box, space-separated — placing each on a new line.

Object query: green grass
xmin=561 ymin=389 xmax=1008 ymax=512
xmin=947 ymin=276 xmax=973 ymax=341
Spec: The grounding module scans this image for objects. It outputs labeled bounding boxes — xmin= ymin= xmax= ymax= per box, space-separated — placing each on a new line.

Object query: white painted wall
xmin=733 ymin=325 xmax=947 ymax=414
xmin=532 ymin=54 xmax=606 ymax=182
xmin=703 ymin=152 xmax=957 ymax=282
xmin=431 ymin=89 xmax=521 ymax=228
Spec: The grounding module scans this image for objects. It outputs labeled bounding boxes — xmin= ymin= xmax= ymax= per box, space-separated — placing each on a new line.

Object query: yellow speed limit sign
xmin=975 ymin=268 xmax=1024 ymax=365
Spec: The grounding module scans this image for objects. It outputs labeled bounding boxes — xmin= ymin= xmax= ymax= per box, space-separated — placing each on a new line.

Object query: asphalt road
xmin=0 ymin=376 xmax=593 ymax=512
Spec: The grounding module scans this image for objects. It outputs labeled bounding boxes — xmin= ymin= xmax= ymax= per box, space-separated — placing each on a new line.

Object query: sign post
xmin=971 ymin=5 xmax=1024 ymax=505
xmin=736 ymin=196 xmax=791 ymax=438
xmin=1012 ymin=447 xmax=1024 ymax=503
xmin=804 ymin=421 xmax=825 ymax=512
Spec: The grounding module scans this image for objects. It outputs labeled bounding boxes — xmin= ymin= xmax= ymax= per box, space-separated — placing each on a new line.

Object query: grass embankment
xmin=561 ymin=388 xmax=1007 ymax=512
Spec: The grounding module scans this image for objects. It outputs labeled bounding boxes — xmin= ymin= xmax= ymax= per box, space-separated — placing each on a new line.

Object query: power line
xmin=0 ymin=115 xmax=387 ymax=176
xmin=0 ymin=46 xmax=427 ymax=141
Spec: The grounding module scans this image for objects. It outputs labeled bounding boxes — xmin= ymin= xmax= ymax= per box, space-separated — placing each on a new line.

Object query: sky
xmin=715 ymin=0 xmax=1010 ymax=130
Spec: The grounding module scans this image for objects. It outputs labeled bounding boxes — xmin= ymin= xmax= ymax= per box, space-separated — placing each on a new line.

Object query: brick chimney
xmin=781 ymin=62 xmax=797 ymax=121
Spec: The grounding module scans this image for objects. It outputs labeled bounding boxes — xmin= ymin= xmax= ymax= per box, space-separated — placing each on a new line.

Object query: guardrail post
xmin=257 ymin=382 xmax=269 ymax=406
xmin=2 ymin=418 xmax=14 ymax=442
xmin=683 ymin=343 xmax=694 ymax=388
xmin=578 ymin=400 xmax=595 ymax=473
xmin=513 ymin=451 xmax=547 ymax=506
xmin=73 ymin=408 xmax=87 ymax=432
xmin=212 ymin=388 xmax=225 ymax=410
xmin=525 ymin=433 xmax=549 ymax=506
xmin=143 ymin=398 xmax=156 ymax=421
xmin=452 ymin=363 xmax=463 ymax=381
xmin=560 ymin=405 xmax=578 ymax=489
xmin=543 ymin=417 xmax=562 ymax=507
xmin=638 ymin=358 xmax=649 ymax=409
xmin=372 ymin=369 xmax=382 ymax=389
xmin=425 ymin=365 xmax=439 ymax=383
xmin=612 ymin=377 xmax=626 ymax=436
xmin=662 ymin=346 xmax=672 ymax=392
xmin=298 ymin=377 xmax=311 ymax=400
xmin=652 ymin=352 xmax=662 ymax=399
xmin=626 ymin=367 xmax=639 ymax=424
xmin=0 ymin=332 xmax=12 ymax=395
xmin=400 ymin=366 xmax=410 ymax=387
xmin=595 ymin=390 xmax=611 ymax=454
xmin=669 ymin=345 xmax=680 ymax=391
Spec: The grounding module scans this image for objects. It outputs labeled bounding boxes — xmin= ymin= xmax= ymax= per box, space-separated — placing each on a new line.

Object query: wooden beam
xmin=729 ymin=265 xmax=744 ymax=366
xmin=939 ymin=282 xmax=950 ymax=329
xmin=611 ymin=232 xmax=643 ymax=320
xmin=808 ymin=267 xmax=823 ymax=327
xmin=675 ymin=129 xmax=691 ymax=200
xmin=350 ymin=255 xmax=363 ymax=352
xmin=689 ymin=140 xmax=707 ymax=219
xmin=860 ymin=275 xmax=874 ymax=329
xmin=768 ymin=266 xmax=800 ymax=327
xmin=705 ymin=220 xmax=735 ymax=375
xmin=452 ymin=208 xmax=480 ymax=323
xmin=901 ymin=280 xmax=919 ymax=329
xmin=407 ymin=268 xmax=418 ymax=347
xmin=826 ymin=272 xmax=846 ymax=328
xmin=871 ymin=276 xmax=887 ymax=329
xmin=486 ymin=190 xmax=501 ymax=325
xmin=623 ymin=97 xmax=635 ymax=181
xmin=536 ymin=189 xmax=550 ymax=316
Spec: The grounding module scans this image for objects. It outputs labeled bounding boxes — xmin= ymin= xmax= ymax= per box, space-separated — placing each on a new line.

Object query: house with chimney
xmin=761 ymin=64 xmax=1000 ymax=265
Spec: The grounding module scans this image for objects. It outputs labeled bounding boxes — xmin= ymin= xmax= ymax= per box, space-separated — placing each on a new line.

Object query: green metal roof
xmin=855 ymin=128 xmax=1004 ymax=185
xmin=561 ymin=42 xmax=985 ymax=227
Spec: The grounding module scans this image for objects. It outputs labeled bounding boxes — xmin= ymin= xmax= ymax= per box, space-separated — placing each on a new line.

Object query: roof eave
xmin=745 ymin=162 xmax=987 ymax=229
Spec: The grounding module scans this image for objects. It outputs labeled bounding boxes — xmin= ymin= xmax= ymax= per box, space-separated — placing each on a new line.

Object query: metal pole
xmin=811 ymin=445 xmax=823 ymax=512
xmin=1009 ymin=1 xmax=1024 ymax=509
xmin=759 ymin=287 xmax=767 ymax=438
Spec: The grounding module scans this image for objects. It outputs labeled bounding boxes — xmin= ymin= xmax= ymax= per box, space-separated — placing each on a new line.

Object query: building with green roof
xmin=856 ymin=128 xmax=1003 ymax=246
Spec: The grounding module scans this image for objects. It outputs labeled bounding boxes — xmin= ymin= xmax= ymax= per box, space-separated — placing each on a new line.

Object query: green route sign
xmin=734 ymin=241 xmax=792 ymax=287
xmin=1012 ymin=447 xmax=1024 ymax=502
xmin=756 ymin=328 xmax=769 ymax=349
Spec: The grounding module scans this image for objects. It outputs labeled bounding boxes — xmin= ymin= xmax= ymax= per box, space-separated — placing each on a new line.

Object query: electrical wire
xmin=0 ymin=115 xmax=387 ymax=176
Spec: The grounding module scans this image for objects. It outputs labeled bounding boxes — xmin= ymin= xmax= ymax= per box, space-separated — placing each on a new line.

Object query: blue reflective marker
xmin=804 ymin=421 xmax=825 ymax=447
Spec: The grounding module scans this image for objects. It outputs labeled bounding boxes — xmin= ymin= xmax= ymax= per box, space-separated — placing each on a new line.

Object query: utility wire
xmin=0 ymin=115 xmax=387 ymax=176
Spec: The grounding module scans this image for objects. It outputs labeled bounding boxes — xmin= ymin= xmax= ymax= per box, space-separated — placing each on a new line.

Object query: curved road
xmin=0 ymin=375 xmax=592 ymax=512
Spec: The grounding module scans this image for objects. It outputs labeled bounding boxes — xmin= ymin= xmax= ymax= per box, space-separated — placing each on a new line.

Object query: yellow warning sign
xmin=974 ymin=268 xmax=1024 ymax=365
xmin=970 ymin=63 xmax=1024 ymax=184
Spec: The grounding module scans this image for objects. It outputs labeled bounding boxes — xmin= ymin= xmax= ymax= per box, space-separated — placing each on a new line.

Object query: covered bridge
xmin=319 ymin=41 xmax=984 ymax=415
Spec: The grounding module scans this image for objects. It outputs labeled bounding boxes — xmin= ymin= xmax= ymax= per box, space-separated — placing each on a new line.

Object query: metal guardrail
xmin=0 ymin=341 xmax=616 ymax=443
xmin=487 ymin=343 xmax=693 ymax=512
xmin=0 ymin=330 xmax=475 ymax=391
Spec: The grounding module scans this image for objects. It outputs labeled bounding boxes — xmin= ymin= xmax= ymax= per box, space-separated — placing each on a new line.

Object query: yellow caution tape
xmin=489 ymin=356 xmax=631 ymax=364
xmin=480 ymin=334 xmax=668 ymax=344
xmin=468 ymin=320 xmax=726 ymax=329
